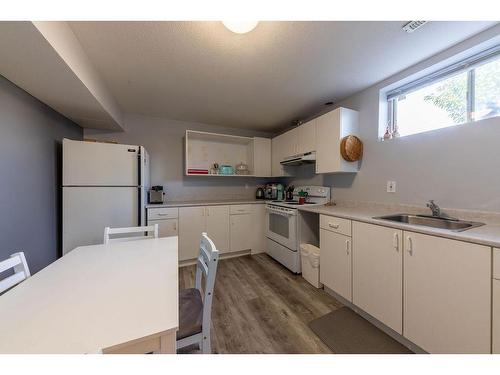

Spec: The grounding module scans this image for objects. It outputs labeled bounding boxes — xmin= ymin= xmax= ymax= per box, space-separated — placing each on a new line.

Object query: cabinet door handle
xmin=407 ymin=236 xmax=414 ymax=256
xmin=346 ymin=239 xmax=350 ymax=255
xmin=207 ymin=208 xmax=210 ymax=216
xmin=393 ymin=233 xmax=399 ymax=252
xmin=202 ymin=208 xmax=205 ymax=217
xmin=173 ymin=222 xmax=177 ymax=231
xmin=329 ymin=223 xmax=340 ymax=229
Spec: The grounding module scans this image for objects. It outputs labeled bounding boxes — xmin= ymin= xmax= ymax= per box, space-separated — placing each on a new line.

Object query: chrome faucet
xmin=426 ymin=200 xmax=441 ymax=217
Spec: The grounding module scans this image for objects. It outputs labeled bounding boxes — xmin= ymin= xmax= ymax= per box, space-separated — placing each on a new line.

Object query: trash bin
xmin=300 ymin=243 xmax=322 ymax=288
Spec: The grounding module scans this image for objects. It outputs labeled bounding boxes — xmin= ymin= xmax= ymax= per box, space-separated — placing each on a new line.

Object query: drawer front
xmin=494 ymin=248 xmax=500 ymax=280
xmin=147 ymin=207 xmax=179 ymax=221
xmin=230 ymin=204 xmax=253 ymax=215
xmin=320 ymin=215 xmax=351 ymax=236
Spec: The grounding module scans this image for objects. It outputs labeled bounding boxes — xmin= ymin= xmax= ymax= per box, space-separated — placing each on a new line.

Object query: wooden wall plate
xmin=340 ymin=135 xmax=363 ymax=162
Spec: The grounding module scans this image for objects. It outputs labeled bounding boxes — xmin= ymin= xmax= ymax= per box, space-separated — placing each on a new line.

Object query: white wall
xmin=84 ymin=113 xmax=276 ymax=201
xmin=287 ymin=25 xmax=500 ymax=212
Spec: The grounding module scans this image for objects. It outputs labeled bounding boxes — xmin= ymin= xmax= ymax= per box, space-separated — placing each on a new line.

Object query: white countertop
xmin=0 ymin=237 xmax=179 ymax=354
xmin=146 ymin=198 xmax=268 ymax=208
xmin=299 ymin=203 xmax=500 ymax=248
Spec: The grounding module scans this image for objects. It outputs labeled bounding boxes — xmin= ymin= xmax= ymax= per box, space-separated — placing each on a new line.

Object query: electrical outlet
xmin=387 ymin=181 xmax=397 ymax=193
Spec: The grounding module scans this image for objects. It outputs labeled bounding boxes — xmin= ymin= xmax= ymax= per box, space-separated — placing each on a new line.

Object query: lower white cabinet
xmin=205 ymin=206 xmax=230 ymax=254
xmin=178 ymin=206 xmax=206 ymax=261
xmin=152 ymin=218 xmax=178 ymax=238
xmin=493 ymin=280 xmax=500 ymax=354
xmin=352 ymin=222 xmax=403 ymax=334
xmin=403 ymin=231 xmax=491 ymax=353
xmin=320 ymin=228 xmax=352 ymax=301
xmin=251 ymin=204 xmax=266 ymax=254
xmin=230 ymin=213 xmax=253 ymax=253
xmin=169 ymin=203 xmax=265 ymax=261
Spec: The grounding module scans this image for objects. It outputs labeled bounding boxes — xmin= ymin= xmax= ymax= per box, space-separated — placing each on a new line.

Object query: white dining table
xmin=0 ymin=237 xmax=179 ymax=354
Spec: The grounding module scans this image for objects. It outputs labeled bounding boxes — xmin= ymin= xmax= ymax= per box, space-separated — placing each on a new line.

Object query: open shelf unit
xmin=185 ymin=130 xmax=267 ymax=177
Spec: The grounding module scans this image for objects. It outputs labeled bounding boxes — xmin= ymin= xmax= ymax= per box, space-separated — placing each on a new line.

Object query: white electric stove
xmin=265 ymin=186 xmax=330 ymax=273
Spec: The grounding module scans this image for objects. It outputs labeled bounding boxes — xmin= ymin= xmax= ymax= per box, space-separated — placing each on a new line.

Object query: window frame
xmin=386 ymin=45 xmax=500 ymax=138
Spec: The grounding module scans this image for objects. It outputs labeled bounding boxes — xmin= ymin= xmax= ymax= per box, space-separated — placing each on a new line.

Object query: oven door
xmin=265 ymin=205 xmax=297 ymax=250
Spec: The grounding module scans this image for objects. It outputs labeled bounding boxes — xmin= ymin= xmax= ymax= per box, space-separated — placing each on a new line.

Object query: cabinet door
xmin=230 ymin=214 xmax=253 ymax=252
xmin=178 ymin=206 xmax=205 ymax=261
xmin=284 ymin=127 xmax=299 ymax=157
xmin=352 ymin=222 xmax=403 ymax=334
xmin=271 ymin=134 xmax=285 ymax=177
xmin=493 ymin=280 xmax=500 ymax=354
xmin=403 ymin=231 xmax=491 ymax=353
xmin=297 ymin=119 xmax=316 ymax=154
xmin=320 ymin=228 xmax=352 ymax=301
xmin=152 ymin=219 xmax=178 ymax=238
xmin=315 ymin=110 xmax=341 ymax=173
xmin=251 ymin=204 xmax=266 ymax=254
xmin=205 ymin=205 xmax=230 ymax=254
xmin=253 ymin=137 xmax=271 ymax=177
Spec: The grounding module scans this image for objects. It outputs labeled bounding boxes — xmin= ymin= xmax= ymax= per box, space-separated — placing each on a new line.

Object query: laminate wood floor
xmin=179 ymin=253 xmax=343 ymax=354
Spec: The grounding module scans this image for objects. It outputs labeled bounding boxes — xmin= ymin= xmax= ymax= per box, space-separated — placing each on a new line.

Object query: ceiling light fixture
xmin=222 ymin=21 xmax=259 ymax=34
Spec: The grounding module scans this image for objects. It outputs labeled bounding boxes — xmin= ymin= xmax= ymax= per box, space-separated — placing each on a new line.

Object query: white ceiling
xmin=12 ymin=21 xmax=500 ymax=132
xmin=68 ymin=21 xmax=496 ymax=131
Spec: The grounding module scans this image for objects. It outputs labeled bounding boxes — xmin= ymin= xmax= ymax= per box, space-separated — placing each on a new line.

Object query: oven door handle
xmin=266 ymin=208 xmax=294 ymax=217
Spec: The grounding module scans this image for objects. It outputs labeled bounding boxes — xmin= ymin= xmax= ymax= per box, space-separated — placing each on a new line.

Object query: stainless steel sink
xmin=372 ymin=214 xmax=485 ymax=232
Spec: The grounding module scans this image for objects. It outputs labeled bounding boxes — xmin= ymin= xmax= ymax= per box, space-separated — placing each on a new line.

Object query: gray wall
xmin=84 ymin=113 xmax=276 ymax=201
xmin=286 ymin=26 xmax=500 ymax=212
xmin=0 ymin=75 xmax=82 ymax=274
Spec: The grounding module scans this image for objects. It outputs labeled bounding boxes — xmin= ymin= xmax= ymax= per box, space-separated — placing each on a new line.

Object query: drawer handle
xmin=329 ymin=223 xmax=340 ymax=229
xmin=157 ymin=213 xmax=171 ymax=217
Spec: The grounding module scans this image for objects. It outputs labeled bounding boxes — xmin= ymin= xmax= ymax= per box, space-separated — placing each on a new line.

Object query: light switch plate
xmin=387 ymin=181 xmax=396 ymax=193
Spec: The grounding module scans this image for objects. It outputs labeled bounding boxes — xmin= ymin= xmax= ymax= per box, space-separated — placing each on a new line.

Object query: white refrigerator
xmin=62 ymin=138 xmax=150 ymax=255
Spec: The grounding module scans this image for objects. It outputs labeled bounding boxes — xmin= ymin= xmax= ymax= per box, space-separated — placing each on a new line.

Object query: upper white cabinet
xmin=316 ymin=107 xmax=359 ymax=174
xmin=403 ymin=231 xmax=491 ymax=353
xmin=271 ymin=132 xmax=289 ymax=177
xmin=185 ymin=130 xmax=271 ymax=177
xmin=270 ymin=107 xmax=359 ymax=176
xmin=297 ymin=119 xmax=316 ymax=154
xmin=352 ymin=222 xmax=403 ymax=334
xmin=253 ymin=137 xmax=271 ymax=177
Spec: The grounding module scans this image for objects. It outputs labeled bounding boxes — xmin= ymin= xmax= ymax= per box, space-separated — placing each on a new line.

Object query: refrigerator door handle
xmin=137 ymin=148 xmax=142 ymax=226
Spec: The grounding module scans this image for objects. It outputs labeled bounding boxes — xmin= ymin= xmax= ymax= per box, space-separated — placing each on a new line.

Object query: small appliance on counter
xmin=148 ymin=186 xmax=165 ymax=204
xmin=256 ymin=187 xmax=265 ymax=199
xmin=277 ymin=183 xmax=284 ymax=201
xmin=264 ymin=183 xmax=279 ymax=200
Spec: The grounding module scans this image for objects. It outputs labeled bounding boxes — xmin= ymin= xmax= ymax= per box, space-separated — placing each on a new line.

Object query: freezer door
xmin=63 ymin=186 xmax=139 ymax=255
xmin=63 ymin=139 xmax=139 ymax=186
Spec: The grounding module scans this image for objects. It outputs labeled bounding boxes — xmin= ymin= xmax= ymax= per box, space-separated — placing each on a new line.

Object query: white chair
xmin=103 ymin=224 xmax=159 ymax=244
xmin=0 ymin=252 xmax=31 ymax=294
xmin=176 ymin=233 xmax=219 ymax=354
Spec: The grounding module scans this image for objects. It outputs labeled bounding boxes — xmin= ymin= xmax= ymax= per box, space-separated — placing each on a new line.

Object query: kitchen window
xmin=384 ymin=45 xmax=500 ymax=138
